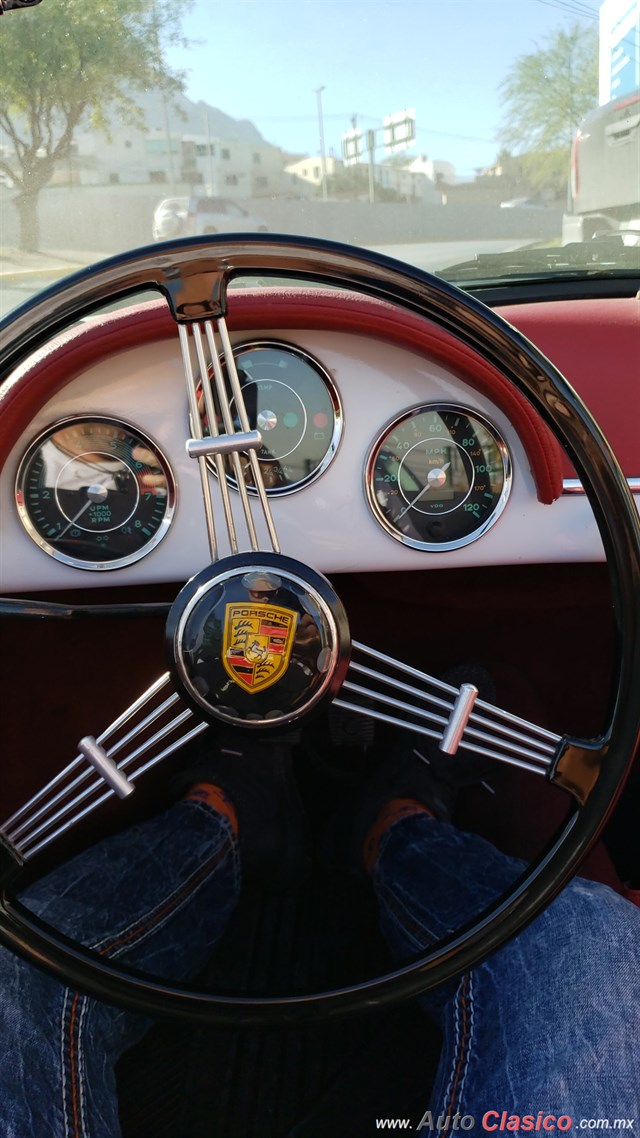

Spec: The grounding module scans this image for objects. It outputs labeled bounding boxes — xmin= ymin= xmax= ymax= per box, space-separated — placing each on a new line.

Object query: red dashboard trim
xmin=497 ymin=297 xmax=639 ymax=481
xmin=10 ymin=288 xmax=631 ymax=503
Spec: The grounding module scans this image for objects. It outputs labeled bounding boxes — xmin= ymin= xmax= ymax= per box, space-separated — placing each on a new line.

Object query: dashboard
xmin=1 ymin=287 xmax=638 ymax=595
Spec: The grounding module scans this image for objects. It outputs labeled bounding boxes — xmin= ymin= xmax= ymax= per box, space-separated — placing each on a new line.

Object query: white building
xmin=285 ymin=154 xmax=341 ymax=190
xmin=179 ymin=137 xmax=298 ymax=198
xmin=285 ymin=153 xmax=443 ymax=202
xmin=70 ymin=91 xmax=294 ymax=198
xmin=375 ymin=161 xmax=443 ymax=202
xmin=404 ymin=155 xmax=456 ymax=185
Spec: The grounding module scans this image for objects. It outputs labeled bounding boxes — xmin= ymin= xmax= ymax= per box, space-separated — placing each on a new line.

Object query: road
xmin=0 ymin=275 xmax=63 ymax=320
xmin=0 ymin=238 xmax=538 ymax=319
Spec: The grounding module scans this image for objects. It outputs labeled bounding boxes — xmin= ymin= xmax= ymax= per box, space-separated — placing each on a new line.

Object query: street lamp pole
xmin=315 ymin=85 xmax=328 ymax=202
xmin=204 ymin=110 xmax=217 ymax=194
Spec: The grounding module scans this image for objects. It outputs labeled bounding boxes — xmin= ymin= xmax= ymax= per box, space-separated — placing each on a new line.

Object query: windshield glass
xmin=1 ymin=0 xmax=639 ymax=317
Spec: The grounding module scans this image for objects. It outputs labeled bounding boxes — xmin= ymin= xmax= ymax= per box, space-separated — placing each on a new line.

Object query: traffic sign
xmin=383 ymin=109 xmax=416 ymax=154
xmin=342 ymin=127 xmax=363 ymax=165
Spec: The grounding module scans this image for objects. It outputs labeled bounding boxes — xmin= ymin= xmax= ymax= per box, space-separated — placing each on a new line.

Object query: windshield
xmin=1 ymin=0 xmax=639 ymax=317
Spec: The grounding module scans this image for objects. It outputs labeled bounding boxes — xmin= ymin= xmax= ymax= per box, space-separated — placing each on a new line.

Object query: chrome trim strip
xmin=190 ymin=321 xmax=241 ymax=554
xmin=456 ymin=736 xmax=549 ymax=770
xmin=17 ymin=707 xmax=197 ymax=858
xmin=344 ymin=640 xmax=559 ymax=773
xmin=340 ymin=679 xmax=552 ymax=769
xmin=2 ymin=674 xmax=172 ymax=836
xmin=217 ymin=317 xmax=281 ymax=552
xmin=203 ymin=320 xmax=260 ymax=550
xmin=78 ymin=736 xmax=134 ymax=799
xmin=5 ymin=687 xmax=180 ymax=844
xmin=352 ymin=641 xmax=560 ymax=747
xmin=563 ymin=477 xmax=640 ymax=495
xmin=468 ymin=707 xmax=558 ymax=751
xmin=179 ymin=324 xmax=219 ymax=560
xmin=439 ymin=683 xmax=478 ymax=754
xmin=23 ymin=721 xmax=209 ymax=861
xmin=333 ymin=698 xmax=548 ymax=777
xmin=186 ymin=430 xmax=262 ymax=460
xmin=349 ymin=659 xmax=454 ymax=713
xmin=341 ymin=678 xmax=448 ymax=732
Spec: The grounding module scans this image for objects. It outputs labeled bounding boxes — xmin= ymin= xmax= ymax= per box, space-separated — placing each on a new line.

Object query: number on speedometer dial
xmin=366 ymin=404 xmax=511 ymax=551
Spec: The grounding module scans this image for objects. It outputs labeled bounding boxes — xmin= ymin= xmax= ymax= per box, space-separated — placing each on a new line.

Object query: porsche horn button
xmin=166 ymin=554 xmax=351 ymax=729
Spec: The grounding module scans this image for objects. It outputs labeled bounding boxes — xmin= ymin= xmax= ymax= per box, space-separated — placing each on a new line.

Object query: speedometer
xmin=366 ymin=404 xmax=511 ymax=551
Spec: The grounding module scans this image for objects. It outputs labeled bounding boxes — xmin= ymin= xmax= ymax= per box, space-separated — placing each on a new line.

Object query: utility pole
xmin=367 ymin=129 xmax=376 ymax=204
xmin=152 ymin=0 xmax=176 ymax=195
xmin=204 ymin=110 xmax=216 ymax=194
xmin=315 ymin=85 xmax=328 ymax=202
xmin=161 ymin=92 xmax=176 ymax=195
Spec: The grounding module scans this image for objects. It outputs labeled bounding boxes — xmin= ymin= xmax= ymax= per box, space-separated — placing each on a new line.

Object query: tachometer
xmin=15 ymin=416 xmax=176 ymax=570
xmin=366 ymin=404 xmax=511 ymax=550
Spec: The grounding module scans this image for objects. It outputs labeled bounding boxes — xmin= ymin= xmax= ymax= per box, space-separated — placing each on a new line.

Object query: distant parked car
xmin=499 ymin=196 xmax=549 ymax=210
xmin=184 ymin=195 xmax=269 ymax=235
xmin=151 ymin=197 xmax=189 ymax=241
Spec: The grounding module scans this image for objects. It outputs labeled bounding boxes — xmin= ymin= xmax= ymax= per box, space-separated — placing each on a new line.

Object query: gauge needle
xmin=58 ymin=484 xmax=109 ymax=538
xmin=396 ymin=462 xmax=451 ymax=521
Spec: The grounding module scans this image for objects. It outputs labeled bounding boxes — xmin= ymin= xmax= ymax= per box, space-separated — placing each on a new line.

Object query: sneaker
xmin=177 ymin=729 xmax=310 ymax=891
xmin=325 ymin=664 xmax=496 ymax=877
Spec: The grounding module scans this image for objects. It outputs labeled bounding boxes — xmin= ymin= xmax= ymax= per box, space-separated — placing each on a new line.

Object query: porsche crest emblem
xmin=222 ymin=602 xmax=298 ymax=694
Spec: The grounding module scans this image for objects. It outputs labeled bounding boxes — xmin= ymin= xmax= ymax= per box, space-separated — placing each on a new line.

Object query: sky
xmin=165 ymin=0 xmax=603 ymax=178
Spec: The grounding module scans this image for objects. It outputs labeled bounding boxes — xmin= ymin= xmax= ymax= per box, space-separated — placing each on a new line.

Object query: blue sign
xmin=607 ymin=0 xmax=639 ymax=99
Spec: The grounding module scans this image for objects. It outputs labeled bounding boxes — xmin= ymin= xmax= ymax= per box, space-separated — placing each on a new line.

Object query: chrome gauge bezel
xmin=15 ymin=415 xmax=177 ymax=571
xmin=204 ymin=340 xmax=343 ymax=497
xmin=365 ymin=403 xmax=512 ymax=552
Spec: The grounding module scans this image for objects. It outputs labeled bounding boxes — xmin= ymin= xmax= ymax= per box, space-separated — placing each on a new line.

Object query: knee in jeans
xmin=0 ymin=946 xmax=62 ymax=1028
xmin=535 ymin=877 xmax=636 ymax=968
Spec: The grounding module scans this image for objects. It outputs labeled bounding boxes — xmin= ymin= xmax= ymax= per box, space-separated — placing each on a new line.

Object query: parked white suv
xmin=151 ymin=197 xmax=189 ymax=241
xmin=184 ymin=195 xmax=269 ymax=235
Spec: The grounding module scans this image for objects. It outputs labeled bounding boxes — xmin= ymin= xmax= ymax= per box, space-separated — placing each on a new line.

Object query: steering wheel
xmin=1 ymin=235 xmax=639 ymax=1026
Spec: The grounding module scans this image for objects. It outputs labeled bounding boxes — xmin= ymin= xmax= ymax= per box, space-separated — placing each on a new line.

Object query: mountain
xmin=136 ymin=89 xmax=266 ymax=144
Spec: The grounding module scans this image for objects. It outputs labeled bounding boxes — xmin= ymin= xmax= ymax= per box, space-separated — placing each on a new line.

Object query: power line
xmin=255 ymin=112 xmax=494 ymax=145
xmin=416 ymin=126 xmax=494 ymax=144
xmin=535 ymin=0 xmax=639 ymax=57
xmin=254 ymin=113 xmax=370 ymax=123
xmin=535 ymin=0 xmax=600 ymax=20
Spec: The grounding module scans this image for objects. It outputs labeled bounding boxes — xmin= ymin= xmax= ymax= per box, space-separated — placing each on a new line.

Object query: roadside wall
xmin=0 ymin=184 xmax=563 ymax=253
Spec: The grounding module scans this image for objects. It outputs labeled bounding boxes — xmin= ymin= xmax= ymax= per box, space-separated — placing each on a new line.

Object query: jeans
xmin=373 ymin=816 xmax=640 ymax=1134
xmin=0 ymin=799 xmax=240 ymax=1138
xmin=0 ymin=804 xmax=638 ymax=1137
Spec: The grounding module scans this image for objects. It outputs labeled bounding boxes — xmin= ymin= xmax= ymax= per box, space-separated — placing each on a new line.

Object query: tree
xmin=0 ymin=0 xmax=189 ymax=250
xmin=498 ymin=23 xmax=599 ymax=197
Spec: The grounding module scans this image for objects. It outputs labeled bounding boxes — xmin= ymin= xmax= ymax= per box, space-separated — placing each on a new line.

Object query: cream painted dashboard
xmin=1 ymin=304 xmax=623 ymax=595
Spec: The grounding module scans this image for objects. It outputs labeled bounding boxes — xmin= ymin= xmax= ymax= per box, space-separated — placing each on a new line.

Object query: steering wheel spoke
xmin=178 ymin=313 xmax=280 ymax=561
xmin=0 ymin=673 xmax=206 ymax=864
xmin=335 ymin=641 xmax=561 ymax=777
